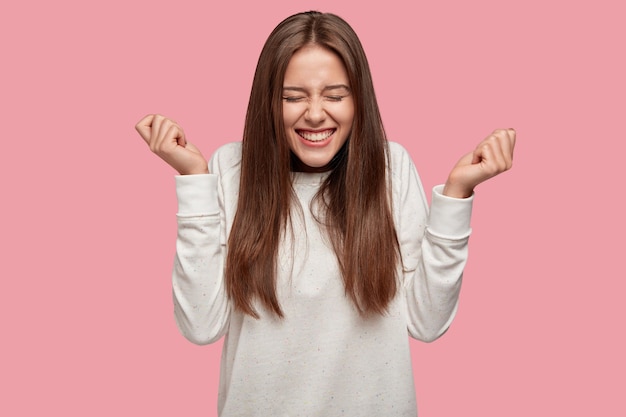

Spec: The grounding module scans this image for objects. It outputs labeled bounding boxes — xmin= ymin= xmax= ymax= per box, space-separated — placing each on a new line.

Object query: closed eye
xmin=283 ymin=96 xmax=305 ymax=103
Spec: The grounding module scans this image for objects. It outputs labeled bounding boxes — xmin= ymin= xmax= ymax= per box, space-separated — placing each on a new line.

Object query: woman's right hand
xmin=135 ymin=114 xmax=209 ymax=175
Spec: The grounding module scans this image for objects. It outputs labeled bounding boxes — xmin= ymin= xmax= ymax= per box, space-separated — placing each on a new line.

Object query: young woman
xmin=135 ymin=11 xmax=515 ymax=417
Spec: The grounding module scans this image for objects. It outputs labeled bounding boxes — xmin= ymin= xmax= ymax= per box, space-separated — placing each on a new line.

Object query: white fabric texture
xmin=172 ymin=141 xmax=473 ymax=416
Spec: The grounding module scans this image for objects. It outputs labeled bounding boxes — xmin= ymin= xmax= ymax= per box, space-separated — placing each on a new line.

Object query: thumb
xmin=175 ymin=129 xmax=187 ymax=148
xmin=135 ymin=114 xmax=155 ymax=143
xmin=183 ymin=141 xmax=201 ymax=154
xmin=471 ymin=148 xmax=482 ymax=165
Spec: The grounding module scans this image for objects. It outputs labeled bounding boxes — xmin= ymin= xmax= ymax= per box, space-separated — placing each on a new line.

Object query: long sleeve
xmin=391 ymin=142 xmax=473 ymax=342
xmin=172 ymin=166 xmax=231 ymax=345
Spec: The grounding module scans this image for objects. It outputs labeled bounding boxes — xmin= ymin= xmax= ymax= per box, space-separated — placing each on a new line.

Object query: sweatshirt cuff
xmin=175 ymin=174 xmax=219 ymax=215
xmin=428 ymin=185 xmax=474 ymax=239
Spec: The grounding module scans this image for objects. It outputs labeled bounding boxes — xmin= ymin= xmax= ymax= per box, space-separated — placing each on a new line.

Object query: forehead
xmin=283 ymin=45 xmax=349 ymax=88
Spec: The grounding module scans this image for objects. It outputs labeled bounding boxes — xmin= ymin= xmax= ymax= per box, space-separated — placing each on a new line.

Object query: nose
xmin=304 ymin=98 xmax=326 ymax=124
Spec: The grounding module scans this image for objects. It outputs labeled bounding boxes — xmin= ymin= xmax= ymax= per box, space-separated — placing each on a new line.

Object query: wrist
xmin=178 ymin=164 xmax=209 ymax=175
xmin=181 ymin=169 xmax=210 ymax=175
xmin=443 ymin=181 xmax=473 ymax=199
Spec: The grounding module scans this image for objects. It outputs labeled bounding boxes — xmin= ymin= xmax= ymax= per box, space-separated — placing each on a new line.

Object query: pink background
xmin=2 ymin=0 xmax=624 ymax=415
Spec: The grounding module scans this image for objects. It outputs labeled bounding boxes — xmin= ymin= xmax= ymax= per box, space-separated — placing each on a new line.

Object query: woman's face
xmin=282 ymin=44 xmax=355 ymax=172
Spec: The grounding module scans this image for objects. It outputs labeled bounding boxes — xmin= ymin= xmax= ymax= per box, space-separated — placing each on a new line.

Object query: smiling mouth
xmin=297 ymin=129 xmax=335 ymax=142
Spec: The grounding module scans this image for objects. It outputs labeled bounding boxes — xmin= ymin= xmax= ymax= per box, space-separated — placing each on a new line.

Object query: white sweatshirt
xmin=172 ymin=141 xmax=473 ymax=417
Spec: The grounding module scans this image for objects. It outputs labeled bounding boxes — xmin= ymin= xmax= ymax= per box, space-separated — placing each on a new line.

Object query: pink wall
xmin=1 ymin=0 xmax=623 ymax=415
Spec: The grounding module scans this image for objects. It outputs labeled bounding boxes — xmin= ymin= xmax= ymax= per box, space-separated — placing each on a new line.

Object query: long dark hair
xmin=226 ymin=11 xmax=400 ymax=318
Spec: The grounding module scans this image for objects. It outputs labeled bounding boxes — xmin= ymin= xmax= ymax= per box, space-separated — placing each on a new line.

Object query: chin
xmin=291 ymin=152 xmax=335 ymax=172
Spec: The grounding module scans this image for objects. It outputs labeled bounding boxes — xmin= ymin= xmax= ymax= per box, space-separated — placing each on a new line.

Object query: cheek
xmin=341 ymin=106 xmax=355 ymax=127
xmin=340 ymin=101 xmax=355 ymax=122
xmin=282 ymin=106 xmax=300 ymax=127
xmin=281 ymin=106 xmax=290 ymax=127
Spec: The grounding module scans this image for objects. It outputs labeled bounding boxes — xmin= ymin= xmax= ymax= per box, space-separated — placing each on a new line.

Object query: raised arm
xmin=135 ymin=114 xmax=230 ymax=344
xmin=396 ymin=129 xmax=515 ymax=341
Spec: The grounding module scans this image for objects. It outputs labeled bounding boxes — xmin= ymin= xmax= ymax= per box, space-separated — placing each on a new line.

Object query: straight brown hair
xmin=226 ymin=11 xmax=400 ymax=318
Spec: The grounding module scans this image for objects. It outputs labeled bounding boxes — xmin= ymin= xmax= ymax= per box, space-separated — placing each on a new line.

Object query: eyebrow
xmin=282 ymin=84 xmax=351 ymax=93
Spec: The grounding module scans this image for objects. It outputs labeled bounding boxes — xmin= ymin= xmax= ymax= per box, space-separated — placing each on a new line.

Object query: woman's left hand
xmin=443 ymin=128 xmax=516 ymax=198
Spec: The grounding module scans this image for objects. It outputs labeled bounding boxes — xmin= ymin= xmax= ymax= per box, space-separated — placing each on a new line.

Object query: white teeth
xmin=298 ymin=129 xmax=334 ymax=142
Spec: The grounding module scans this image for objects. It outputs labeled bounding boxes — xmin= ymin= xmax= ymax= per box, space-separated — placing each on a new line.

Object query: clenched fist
xmin=443 ymin=129 xmax=516 ymax=198
xmin=135 ymin=114 xmax=209 ymax=175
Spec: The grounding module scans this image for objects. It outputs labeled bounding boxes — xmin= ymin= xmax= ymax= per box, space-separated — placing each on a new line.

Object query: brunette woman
xmin=135 ymin=11 xmax=515 ymax=417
